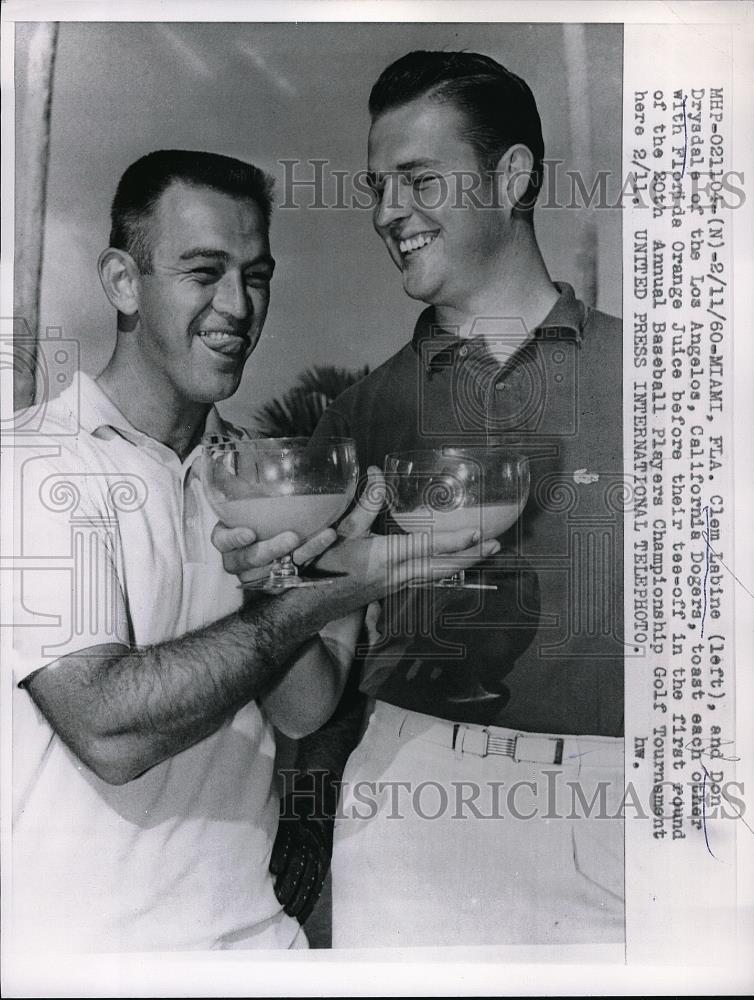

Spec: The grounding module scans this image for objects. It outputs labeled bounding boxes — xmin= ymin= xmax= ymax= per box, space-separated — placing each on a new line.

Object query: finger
xmin=424 ymin=539 xmax=501 ymax=578
xmin=269 ymin=824 xmax=293 ymax=879
xmin=274 ymin=842 xmax=312 ymax=916
xmin=296 ymin=863 xmax=325 ymax=926
xmin=272 ymin=852 xmax=298 ymax=909
xmin=390 ymin=536 xmax=499 ymax=585
xmin=430 ymin=528 xmax=487 ymax=555
xmin=429 ymin=538 xmax=501 ymax=565
xmin=364 ymin=600 xmax=383 ymax=645
xmin=211 ymin=522 xmax=257 ymax=554
xmin=338 ymin=467 xmax=385 ymax=539
xmin=388 ymin=528 xmax=494 ymax=561
xmin=292 ymin=527 xmax=337 ymax=566
xmin=285 ymin=850 xmax=322 ymax=921
xmin=238 ymin=569 xmax=271 ymax=587
xmin=222 ymin=532 xmax=301 ymax=574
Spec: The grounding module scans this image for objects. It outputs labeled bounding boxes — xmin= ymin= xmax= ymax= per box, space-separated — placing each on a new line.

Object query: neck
xmin=435 ymin=220 xmax=559 ymax=343
xmin=97 ymin=346 xmax=210 ymax=461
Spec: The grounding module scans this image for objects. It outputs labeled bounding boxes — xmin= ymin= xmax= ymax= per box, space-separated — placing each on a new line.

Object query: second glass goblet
xmin=383 ymin=446 xmax=530 ymax=591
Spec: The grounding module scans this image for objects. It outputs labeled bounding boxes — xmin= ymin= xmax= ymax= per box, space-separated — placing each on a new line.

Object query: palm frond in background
xmin=253 ymin=364 xmax=369 ymax=437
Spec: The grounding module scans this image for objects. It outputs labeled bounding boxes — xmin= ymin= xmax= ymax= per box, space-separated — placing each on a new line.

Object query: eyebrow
xmin=178 ymin=247 xmax=276 ymax=269
xmin=395 ymin=159 xmax=445 ymax=172
xmin=367 ymin=160 xmax=445 ymax=185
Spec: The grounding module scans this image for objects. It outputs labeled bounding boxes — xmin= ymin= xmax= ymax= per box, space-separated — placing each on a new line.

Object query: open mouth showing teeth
xmin=398 ymin=232 xmax=439 ymax=255
xmin=198 ymin=330 xmax=247 ymax=357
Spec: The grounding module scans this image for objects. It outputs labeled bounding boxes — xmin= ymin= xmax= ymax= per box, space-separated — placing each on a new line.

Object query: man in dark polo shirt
xmin=315 ymin=283 xmax=623 ymax=737
xmin=223 ymin=50 xmax=625 ymax=947
xmin=310 ymin=50 xmax=625 ymax=948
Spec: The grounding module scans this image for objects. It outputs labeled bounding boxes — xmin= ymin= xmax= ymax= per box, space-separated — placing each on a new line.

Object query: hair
xmin=369 ymin=50 xmax=545 ymax=215
xmin=109 ymin=149 xmax=275 ymax=273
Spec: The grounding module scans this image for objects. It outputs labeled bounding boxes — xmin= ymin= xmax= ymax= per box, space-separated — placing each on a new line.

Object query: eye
xmin=411 ymin=172 xmax=444 ymax=191
xmin=190 ymin=267 xmax=221 ymax=283
xmin=244 ymin=271 xmax=273 ymax=289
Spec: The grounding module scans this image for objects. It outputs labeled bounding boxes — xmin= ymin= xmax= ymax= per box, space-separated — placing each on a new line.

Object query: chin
xmin=403 ymin=276 xmax=441 ymax=305
xmin=193 ymin=374 xmax=243 ymax=405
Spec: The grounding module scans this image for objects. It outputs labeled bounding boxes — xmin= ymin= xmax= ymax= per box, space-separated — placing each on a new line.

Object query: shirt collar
xmin=74 ymin=370 xmax=233 ymax=450
xmin=411 ymin=281 xmax=586 ymax=368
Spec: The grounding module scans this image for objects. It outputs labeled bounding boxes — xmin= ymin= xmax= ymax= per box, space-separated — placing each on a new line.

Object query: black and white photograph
xmin=2 ymin=2 xmax=751 ymax=997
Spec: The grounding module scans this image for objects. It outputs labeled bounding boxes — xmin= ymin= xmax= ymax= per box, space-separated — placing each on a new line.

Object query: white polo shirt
xmin=11 ymin=372 xmax=301 ymax=952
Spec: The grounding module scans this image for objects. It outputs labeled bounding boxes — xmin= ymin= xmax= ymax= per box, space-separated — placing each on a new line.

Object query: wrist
xmin=237 ymin=587 xmax=341 ymax=642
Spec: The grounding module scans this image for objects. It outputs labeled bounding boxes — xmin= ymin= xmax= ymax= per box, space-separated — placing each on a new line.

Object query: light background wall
xmin=15 ymin=21 xmax=623 ymax=428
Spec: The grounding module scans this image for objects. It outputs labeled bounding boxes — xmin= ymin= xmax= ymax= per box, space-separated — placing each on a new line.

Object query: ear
xmin=98 ymin=247 xmax=141 ymax=317
xmin=496 ymin=143 xmax=535 ymax=212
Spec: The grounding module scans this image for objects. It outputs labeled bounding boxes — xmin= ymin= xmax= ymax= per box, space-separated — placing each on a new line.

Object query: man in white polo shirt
xmin=10 ymin=149 xmax=494 ymax=953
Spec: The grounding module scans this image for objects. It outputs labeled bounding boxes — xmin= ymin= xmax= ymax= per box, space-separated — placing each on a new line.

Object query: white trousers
xmin=332 ymin=702 xmax=624 ymax=949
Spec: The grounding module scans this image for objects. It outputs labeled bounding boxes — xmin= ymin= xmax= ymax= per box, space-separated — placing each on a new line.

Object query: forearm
xmin=262 ymin=611 xmax=363 ymax=740
xmin=28 ymin=587 xmax=362 ymax=785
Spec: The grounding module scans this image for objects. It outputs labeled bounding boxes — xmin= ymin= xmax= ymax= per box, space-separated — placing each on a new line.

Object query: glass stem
xmin=270 ymin=553 xmax=298 ymax=585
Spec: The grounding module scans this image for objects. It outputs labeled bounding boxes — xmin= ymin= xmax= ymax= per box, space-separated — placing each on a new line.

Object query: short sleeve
xmin=12 ymin=447 xmax=131 ymax=686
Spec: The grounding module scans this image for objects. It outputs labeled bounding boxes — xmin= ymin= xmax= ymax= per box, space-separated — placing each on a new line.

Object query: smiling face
xmin=368 ymin=96 xmax=510 ymax=312
xmin=133 ymin=181 xmax=274 ymax=407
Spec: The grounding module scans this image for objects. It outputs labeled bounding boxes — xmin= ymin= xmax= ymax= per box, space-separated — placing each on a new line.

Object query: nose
xmin=374 ymin=173 xmax=412 ymax=231
xmin=212 ymin=270 xmax=251 ymax=322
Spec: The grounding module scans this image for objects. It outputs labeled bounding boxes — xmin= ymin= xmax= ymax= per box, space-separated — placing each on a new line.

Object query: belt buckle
xmin=458 ymin=726 xmax=489 ymax=758
xmin=514 ymin=735 xmax=564 ymax=765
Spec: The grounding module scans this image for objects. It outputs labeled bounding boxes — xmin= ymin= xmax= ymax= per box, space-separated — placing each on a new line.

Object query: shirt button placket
xmin=182 ymin=472 xmax=205 ymax=563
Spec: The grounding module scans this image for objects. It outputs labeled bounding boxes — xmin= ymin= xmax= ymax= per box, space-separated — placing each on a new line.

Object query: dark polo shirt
xmin=313 ymin=283 xmax=624 ymax=736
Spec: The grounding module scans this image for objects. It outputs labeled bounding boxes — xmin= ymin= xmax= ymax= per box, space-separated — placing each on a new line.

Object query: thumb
xmin=338 ymin=466 xmax=386 ymax=538
xmin=364 ymin=600 xmax=383 ymax=646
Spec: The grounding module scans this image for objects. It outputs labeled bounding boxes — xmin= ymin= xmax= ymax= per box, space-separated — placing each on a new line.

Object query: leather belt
xmin=386 ymin=705 xmax=566 ymax=765
xmin=373 ymin=703 xmax=623 ymax=768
